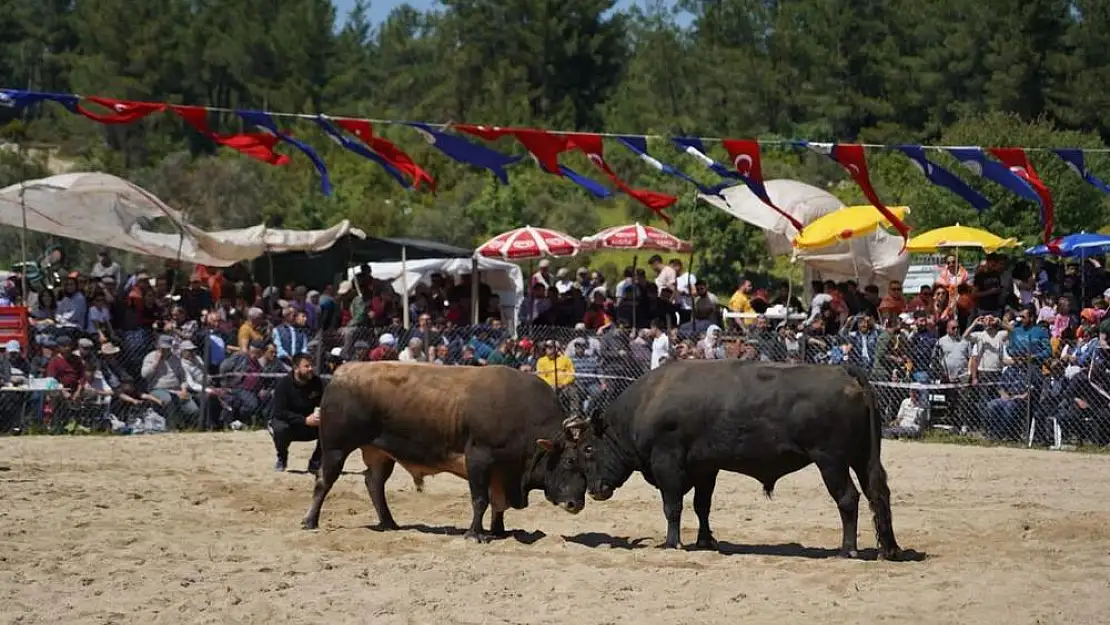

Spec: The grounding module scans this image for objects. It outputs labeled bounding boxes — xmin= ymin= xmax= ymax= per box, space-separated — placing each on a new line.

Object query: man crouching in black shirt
xmin=269 ymin=353 xmax=325 ymax=473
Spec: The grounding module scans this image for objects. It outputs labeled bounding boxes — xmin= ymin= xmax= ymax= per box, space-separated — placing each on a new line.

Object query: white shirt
xmin=675 ymin=272 xmax=697 ymax=310
xmin=650 ymin=334 xmax=672 ymax=370
xmin=654 ymin=266 xmax=677 ymax=293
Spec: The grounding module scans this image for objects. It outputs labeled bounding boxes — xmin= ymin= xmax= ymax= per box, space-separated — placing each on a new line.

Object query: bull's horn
xmin=562 ymin=416 xmax=588 ymax=430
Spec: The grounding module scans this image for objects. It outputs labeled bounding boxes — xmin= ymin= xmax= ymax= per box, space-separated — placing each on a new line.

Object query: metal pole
xmin=401 ymin=245 xmax=410 ymax=329
xmin=471 ymin=256 xmax=480 ymax=325
xmin=18 ymin=181 xmax=28 ymax=300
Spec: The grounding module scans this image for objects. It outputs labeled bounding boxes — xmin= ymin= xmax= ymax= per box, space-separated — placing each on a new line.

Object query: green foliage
xmin=3 ymin=0 xmax=1110 ymax=296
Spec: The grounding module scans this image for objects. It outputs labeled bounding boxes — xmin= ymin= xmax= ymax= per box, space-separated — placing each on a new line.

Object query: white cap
xmin=538 ymin=259 xmax=551 ymax=268
xmin=379 ymin=333 xmax=396 ymax=346
xmin=329 ymin=347 xmax=342 ymax=357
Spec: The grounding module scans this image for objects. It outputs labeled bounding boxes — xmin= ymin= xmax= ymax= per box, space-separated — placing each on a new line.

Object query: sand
xmin=2 ymin=433 xmax=1109 ymax=625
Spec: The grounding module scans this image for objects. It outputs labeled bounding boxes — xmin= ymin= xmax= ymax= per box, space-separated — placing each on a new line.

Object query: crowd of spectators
xmin=1 ymin=245 xmax=1109 ymax=448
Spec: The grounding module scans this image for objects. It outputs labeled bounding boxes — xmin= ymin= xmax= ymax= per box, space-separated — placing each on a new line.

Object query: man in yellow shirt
xmin=728 ymin=279 xmax=755 ymax=327
xmin=536 ymin=339 xmax=576 ymax=414
xmin=536 ymin=340 xmax=575 ymax=389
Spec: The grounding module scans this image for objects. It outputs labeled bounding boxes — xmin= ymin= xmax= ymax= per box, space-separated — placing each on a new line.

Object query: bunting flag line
xmin=171 ymin=105 xmax=290 ymax=166
xmin=1054 ymin=149 xmax=1110 ymax=195
xmin=989 ymin=147 xmax=1054 ymax=246
xmin=316 ymin=116 xmax=409 ymax=189
xmin=945 ymin=146 xmax=1056 ymax=244
xmin=335 ymin=119 xmax=435 ymax=192
xmin=720 ymin=139 xmax=805 ymax=231
xmin=616 ymin=136 xmax=730 ymax=197
xmin=809 ymin=142 xmax=912 ymax=249
xmin=566 ymin=133 xmax=679 ymax=223
xmin=0 ymin=89 xmax=80 ymax=113
xmin=76 ymin=96 xmax=165 ymax=125
xmin=9 ymin=86 xmax=1110 ymax=248
xmin=407 ymin=122 xmax=522 ymax=184
xmin=238 ymin=110 xmax=332 ymax=195
xmin=671 ymin=137 xmax=742 ymax=181
xmin=455 ymin=124 xmax=611 ymax=198
xmin=896 ymin=145 xmax=991 ymax=211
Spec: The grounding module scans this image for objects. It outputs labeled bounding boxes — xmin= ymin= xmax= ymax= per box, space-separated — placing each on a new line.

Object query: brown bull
xmin=301 ymin=361 xmax=586 ymax=542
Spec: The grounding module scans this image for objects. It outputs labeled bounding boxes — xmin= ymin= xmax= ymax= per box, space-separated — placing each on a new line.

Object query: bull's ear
xmin=536 ymin=439 xmax=556 ymax=452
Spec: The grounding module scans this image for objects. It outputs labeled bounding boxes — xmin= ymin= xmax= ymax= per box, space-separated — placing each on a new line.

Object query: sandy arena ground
xmin=2 ymin=433 xmax=1109 ymax=625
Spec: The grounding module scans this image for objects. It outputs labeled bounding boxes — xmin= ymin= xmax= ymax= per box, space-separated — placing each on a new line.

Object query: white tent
xmin=0 ymin=172 xmax=366 ymax=266
xmin=699 ymin=180 xmax=909 ymax=290
xmin=347 ymin=256 xmax=524 ymax=328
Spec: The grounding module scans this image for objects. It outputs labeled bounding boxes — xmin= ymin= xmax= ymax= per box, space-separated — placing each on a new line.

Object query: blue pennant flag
xmin=945 ymin=147 xmax=1039 ymax=205
xmin=618 ymin=136 xmax=729 ymax=195
xmin=1054 ymin=149 xmax=1110 ymax=195
xmin=0 ymin=89 xmax=80 ymax=113
xmin=315 ymin=116 xmax=408 ymax=189
xmin=407 ymin=123 xmax=521 ymax=184
xmin=238 ymin=110 xmax=332 ymax=195
xmin=559 ymin=165 xmax=612 ymax=199
xmin=671 ymin=137 xmax=741 ymax=181
xmin=896 ymin=145 xmax=991 ymax=211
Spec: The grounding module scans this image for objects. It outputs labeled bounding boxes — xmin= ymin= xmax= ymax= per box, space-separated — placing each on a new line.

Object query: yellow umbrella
xmin=793 ymin=205 xmax=909 ymax=250
xmin=904 ymin=223 xmax=1020 ymax=253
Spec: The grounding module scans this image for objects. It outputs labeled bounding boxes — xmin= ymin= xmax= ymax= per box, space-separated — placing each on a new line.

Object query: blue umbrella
xmin=1026 ymin=232 xmax=1110 ymax=257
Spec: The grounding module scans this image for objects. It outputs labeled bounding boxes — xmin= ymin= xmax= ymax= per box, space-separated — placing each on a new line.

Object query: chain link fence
xmin=3 ymin=318 xmax=1110 ymax=450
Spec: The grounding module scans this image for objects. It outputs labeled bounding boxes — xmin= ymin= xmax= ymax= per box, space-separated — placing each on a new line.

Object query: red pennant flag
xmin=828 ymin=143 xmax=911 ymax=250
xmin=337 ymin=119 xmax=436 ymax=192
xmin=721 ymin=139 xmax=805 ymax=231
xmin=988 ymin=147 xmax=1055 ymax=246
xmin=455 ymin=125 xmax=570 ymax=174
xmin=170 ymin=105 xmax=290 ymax=165
xmin=566 ymin=133 xmax=678 ymax=223
xmin=76 ymin=96 xmax=165 ymax=124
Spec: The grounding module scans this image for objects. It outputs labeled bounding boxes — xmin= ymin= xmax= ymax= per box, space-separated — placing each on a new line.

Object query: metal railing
xmin=3 ymin=321 xmax=1109 ymax=450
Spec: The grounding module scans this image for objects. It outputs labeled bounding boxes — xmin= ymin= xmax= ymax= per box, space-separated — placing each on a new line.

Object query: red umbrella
xmin=581 ymin=222 xmax=692 ymax=253
xmin=475 ymin=225 xmax=582 ymax=260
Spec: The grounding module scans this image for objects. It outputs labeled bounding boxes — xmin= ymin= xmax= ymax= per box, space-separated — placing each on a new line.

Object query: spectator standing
xmin=89 ymin=249 xmax=123 ymax=286
xmin=649 ymin=320 xmax=671 ymax=370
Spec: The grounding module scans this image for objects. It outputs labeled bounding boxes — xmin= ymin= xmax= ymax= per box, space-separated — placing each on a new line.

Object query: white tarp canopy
xmin=699 ymin=179 xmax=910 ymax=289
xmin=0 ymin=172 xmax=366 ymax=267
xmin=346 ymin=256 xmax=524 ymax=324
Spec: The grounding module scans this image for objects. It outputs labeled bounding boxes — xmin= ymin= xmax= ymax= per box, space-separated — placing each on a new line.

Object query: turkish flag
xmin=989 ymin=147 xmax=1055 ymax=246
xmin=337 ymin=119 xmax=436 ymax=192
xmin=829 ymin=144 xmax=911 ymax=249
xmin=721 ymin=139 xmax=804 ymax=231
xmin=566 ymin=133 xmax=678 ymax=223
xmin=171 ymin=105 xmax=289 ymax=165
xmin=77 ymin=96 xmax=165 ymax=124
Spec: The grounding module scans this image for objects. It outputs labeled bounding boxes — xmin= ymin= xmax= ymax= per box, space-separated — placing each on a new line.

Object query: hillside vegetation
xmin=3 ymin=0 xmax=1110 ymax=291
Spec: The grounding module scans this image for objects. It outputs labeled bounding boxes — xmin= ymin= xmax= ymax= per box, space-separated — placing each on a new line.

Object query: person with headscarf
xmin=697 ymin=324 xmax=727 ymax=360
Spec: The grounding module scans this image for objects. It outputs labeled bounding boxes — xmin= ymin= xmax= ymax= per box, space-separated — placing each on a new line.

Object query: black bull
xmin=563 ymin=359 xmax=902 ymax=560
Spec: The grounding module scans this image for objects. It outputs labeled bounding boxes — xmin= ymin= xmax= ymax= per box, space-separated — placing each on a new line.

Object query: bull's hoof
xmin=490 ymin=521 xmax=508 ymax=537
xmin=693 ymin=535 xmax=719 ymax=551
xmin=878 ymin=547 xmax=902 ymax=562
xmin=659 ymin=540 xmax=684 ymax=550
xmin=301 ymin=519 xmax=319 ymax=530
xmin=464 ymin=529 xmax=494 ymax=544
xmin=838 ymin=549 xmax=860 ymax=559
xmin=374 ymin=520 xmax=400 ymax=531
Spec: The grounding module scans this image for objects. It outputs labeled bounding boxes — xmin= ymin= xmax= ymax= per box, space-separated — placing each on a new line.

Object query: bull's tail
xmin=842 ymin=364 xmax=901 ymax=560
